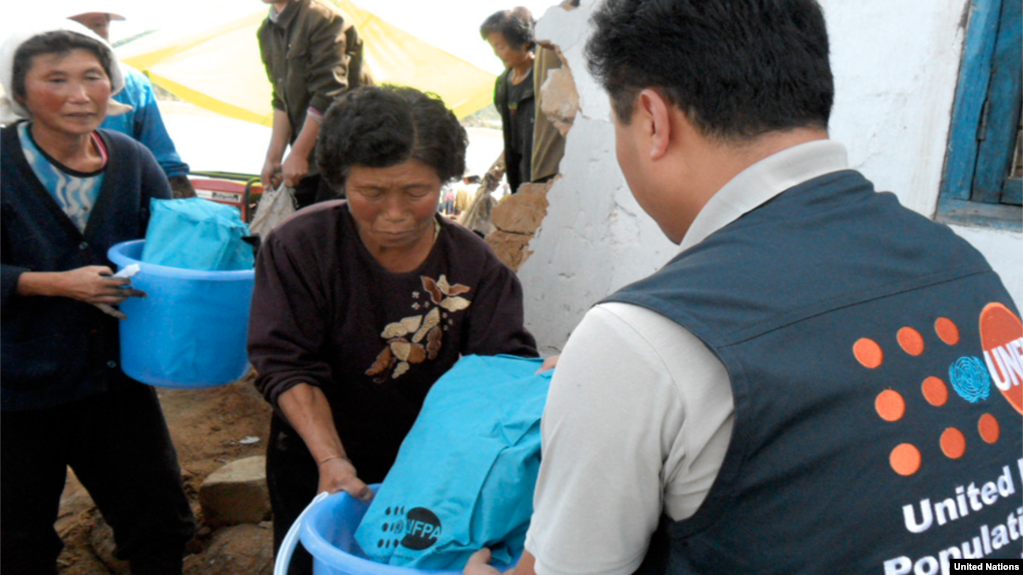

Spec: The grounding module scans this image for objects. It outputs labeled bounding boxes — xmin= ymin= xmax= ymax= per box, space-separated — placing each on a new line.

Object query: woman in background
xmin=480 ymin=8 xmax=536 ymax=194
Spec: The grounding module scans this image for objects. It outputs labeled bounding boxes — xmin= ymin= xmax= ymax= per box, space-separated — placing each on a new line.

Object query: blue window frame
xmin=938 ymin=0 xmax=1022 ymax=230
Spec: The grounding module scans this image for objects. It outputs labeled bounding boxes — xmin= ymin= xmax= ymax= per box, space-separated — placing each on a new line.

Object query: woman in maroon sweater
xmin=247 ymin=85 xmax=537 ymax=574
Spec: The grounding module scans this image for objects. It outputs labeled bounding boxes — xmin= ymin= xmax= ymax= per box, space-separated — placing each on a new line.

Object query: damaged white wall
xmin=516 ymin=2 xmax=675 ymax=353
xmin=519 ymin=0 xmax=1023 ymax=354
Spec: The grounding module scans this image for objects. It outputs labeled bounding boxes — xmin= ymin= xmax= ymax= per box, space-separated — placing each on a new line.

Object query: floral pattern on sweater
xmin=365 ymin=274 xmax=472 ymax=383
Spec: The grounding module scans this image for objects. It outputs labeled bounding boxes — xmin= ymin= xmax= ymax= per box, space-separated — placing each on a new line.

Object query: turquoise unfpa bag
xmin=354 ymin=354 xmax=551 ymax=569
xmin=141 ymin=198 xmax=254 ymax=271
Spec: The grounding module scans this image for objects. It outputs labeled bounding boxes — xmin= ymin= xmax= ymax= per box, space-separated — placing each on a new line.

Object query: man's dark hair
xmin=586 ymin=0 xmax=834 ymax=140
xmin=12 ymin=30 xmax=113 ymax=103
xmin=317 ymin=85 xmax=468 ymax=192
xmin=479 ymin=9 xmax=535 ymax=51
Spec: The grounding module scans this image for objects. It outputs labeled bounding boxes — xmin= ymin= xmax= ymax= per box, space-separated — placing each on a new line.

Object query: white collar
xmin=679 ymin=140 xmax=850 ymax=252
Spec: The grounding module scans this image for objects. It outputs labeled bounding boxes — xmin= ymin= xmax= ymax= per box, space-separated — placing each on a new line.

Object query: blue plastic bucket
xmin=299 ymin=487 xmax=460 ymax=575
xmin=107 ymin=240 xmax=254 ymax=388
xmin=279 ymin=487 xmax=517 ymax=575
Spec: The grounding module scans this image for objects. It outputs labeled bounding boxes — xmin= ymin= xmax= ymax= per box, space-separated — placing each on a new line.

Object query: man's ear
xmin=636 ymin=89 xmax=672 ymax=161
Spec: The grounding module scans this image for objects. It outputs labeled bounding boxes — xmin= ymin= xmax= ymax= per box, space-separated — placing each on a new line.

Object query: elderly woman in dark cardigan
xmin=248 ymin=85 xmax=538 ymax=574
xmin=0 ymin=21 xmax=194 ymax=575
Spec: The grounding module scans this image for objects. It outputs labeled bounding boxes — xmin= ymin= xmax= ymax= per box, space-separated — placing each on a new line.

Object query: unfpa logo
xmin=401 ymin=507 xmax=442 ymax=551
xmin=980 ymin=303 xmax=1023 ymax=414
xmin=374 ymin=506 xmax=442 ymax=552
xmin=853 ymin=304 xmax=1022 ymax=477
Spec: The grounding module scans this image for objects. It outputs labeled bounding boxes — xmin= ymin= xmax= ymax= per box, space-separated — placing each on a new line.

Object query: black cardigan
xmin=1 ymin=123 xmax=171 ymax=411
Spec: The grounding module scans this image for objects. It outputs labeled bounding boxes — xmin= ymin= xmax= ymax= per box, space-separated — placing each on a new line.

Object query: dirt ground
xmin=55 ymin=376 xmax=276 ymax=574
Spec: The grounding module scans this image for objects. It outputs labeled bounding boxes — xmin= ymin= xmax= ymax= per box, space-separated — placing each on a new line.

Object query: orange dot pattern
xmin=898 ymin=327 xmax=924 ymax=356
xmin=854 ymin=338 xmax=883 ymax=368
xmin=940 ymin=428 xmax=966 ymax=459
xmin=875 ymin=390 xmax=905 ymax=422
xmin=890 ymin=444 xmax=922 ymax=476
xmin=922 ymin=377 xmax=948 ymax=407
xmin=857 ymin=317 xmax=994 ymax=477
xmin=935 ymin=318 xmax=960 ymax=345
xmin=978 ymin=414 xmax=1000 ymax=444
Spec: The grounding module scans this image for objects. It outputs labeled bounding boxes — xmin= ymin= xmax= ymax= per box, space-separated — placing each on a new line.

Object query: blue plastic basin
xmin=108 ymin=239 xmax=254 ymax=388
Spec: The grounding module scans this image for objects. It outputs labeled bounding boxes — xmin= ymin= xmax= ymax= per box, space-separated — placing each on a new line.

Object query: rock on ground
xmin=182 ymin=523 xmax=274 ymax=575
xmin=200 ymin=456 xmax=271 ymax=526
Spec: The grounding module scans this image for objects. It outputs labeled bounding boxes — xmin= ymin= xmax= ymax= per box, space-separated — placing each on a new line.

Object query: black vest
xmin=605 ymin=170 xmax=1023 ymax=574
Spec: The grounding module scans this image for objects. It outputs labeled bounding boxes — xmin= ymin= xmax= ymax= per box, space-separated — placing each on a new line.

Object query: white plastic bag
xmin=249 ymin=183 xmax=297 ymax=238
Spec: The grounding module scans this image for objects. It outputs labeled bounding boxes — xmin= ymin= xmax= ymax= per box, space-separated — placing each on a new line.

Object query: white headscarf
xmin=0 ymin=18 xmax=128 ymax=125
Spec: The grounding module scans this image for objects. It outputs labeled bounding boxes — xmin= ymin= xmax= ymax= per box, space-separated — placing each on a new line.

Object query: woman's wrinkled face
xmin=486 ymin=31 xmax=531 ymax=70
xmin=346 ymin=159 xmax=442 ymax=254
xmin=21 ymin=49 xmax=110 ymax=138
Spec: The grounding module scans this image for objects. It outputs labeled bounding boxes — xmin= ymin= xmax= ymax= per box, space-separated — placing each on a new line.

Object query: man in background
xmin=258 ymin=0 xmax=369 ymax=208
xmin=68 ymin=5 xmax=197 ymax=198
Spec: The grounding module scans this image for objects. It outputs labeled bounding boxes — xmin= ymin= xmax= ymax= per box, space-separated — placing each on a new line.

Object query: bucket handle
xmin=274 ymin=491 xmax=330 ymax=575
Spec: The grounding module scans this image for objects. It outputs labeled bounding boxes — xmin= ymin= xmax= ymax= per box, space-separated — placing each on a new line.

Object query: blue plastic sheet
xmin=354 ymin=354 xmax=550 ymax=569
xmin=141 ymin=198 xmax=253 ymax=270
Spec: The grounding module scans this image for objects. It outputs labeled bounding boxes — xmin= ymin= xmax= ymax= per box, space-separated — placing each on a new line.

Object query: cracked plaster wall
xmin=519 ymin=0 xmax=1022 ymax=354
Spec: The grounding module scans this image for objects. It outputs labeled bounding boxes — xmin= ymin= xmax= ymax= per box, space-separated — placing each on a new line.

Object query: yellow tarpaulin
xmin=117 ymin=0 xmax=496 ymax=125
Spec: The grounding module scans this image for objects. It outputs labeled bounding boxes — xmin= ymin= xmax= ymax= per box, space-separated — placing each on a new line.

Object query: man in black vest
xmin=466 ymin=0 xmax=1023 ymax=574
